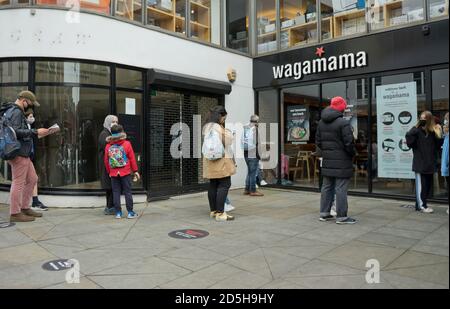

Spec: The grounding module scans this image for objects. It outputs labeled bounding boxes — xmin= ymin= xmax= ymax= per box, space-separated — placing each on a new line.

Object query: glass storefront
xmin=115 ymin=0 xmax=143 ymax=22
xmin=36 ymin=0 xmax=111 ymax=15
xmin=257 ymin=0 xmax=277 ymax=54
xmin=256 ymin=67 xmax=448 ymax=201
xmin=280 ymin=0 xmax=318 ymax=49
xmin=0 ymin=60 xmax=145 ymax=191
xmin=368 ymin=0 xmax=425 ymax=31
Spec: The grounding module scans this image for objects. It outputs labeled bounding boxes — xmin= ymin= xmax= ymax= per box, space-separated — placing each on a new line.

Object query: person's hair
xmin=250 ymin=115 xmax=260 ymax=123
xmin=111 ymin=124 xmax=124 ymax=135
xmin=205 ymin=105 xmax=227 ymax=125
xmin=24 ymin=109 xmax=34 ymax=117
xmin=416 ymin=111 xmax=435 ymax=134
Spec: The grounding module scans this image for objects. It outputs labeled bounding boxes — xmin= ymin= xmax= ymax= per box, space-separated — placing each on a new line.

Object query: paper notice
xmin=125 ymin=98 xmax=136 ymax=115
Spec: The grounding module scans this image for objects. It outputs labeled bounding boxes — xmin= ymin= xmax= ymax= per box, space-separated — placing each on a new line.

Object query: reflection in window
xmin=34 ymin=86 xmax=110 ymax=189
xmin=428 ymin=0 xmax=449 ymax=19
xmin=280 ymin=0 xmax=318 ymax=49
xmin=190 ymin=0 xmax=220 ymax=44
xmin=116 ymin=67 xmax=143 ymax=89
xmin=0 ymin=61 xmax=28 ymax=84
xmin=322 ymin=0 xmax=366 ymax=38
xmin=36 ymin=0 xmax=112 ymax=15
xmin=35 ymin=61 xmax=110 ymax=86
xmin=257 ymin=0 xmax=277 ymax=54
xmin=226 ymin=0 xmax=249 ymax=53
xmin=115 ymin=0 xmax=143 ymax=22
xmin=368 ymin=0 xmax=425 ymax=31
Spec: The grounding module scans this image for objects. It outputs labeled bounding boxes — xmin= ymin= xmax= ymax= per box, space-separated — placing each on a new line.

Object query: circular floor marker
xmin=168 ymin=229 xmax=209 ymax=239
xmin=42 ymin=259 xmax=73 ymax=271
xmin=0 ymin=222 xmax=15 ymax=229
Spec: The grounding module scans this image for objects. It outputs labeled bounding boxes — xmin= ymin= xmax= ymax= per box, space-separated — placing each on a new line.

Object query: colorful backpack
xmin=108 ymin=144 xmax=128 ymax=168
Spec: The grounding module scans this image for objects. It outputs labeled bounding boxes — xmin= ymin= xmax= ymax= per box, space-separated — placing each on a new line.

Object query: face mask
xmin=27 ymin=116 xmax=35 ymax=125
xmin=419 ymin=119 xmax=427 ymax=127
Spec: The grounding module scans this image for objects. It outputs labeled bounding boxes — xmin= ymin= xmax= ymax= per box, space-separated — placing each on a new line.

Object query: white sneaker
xmin=330 ymin=205 xmax=337 ymax=217
xmin=256 ymin=184 xmax=259 ymax=189
xmin=260 ymin=180 xmax=268 ymax=186
xmin=420 ymin=207 xmax=434 ymax=214
xmin=224 ymin=203 xmax=235 ymax=212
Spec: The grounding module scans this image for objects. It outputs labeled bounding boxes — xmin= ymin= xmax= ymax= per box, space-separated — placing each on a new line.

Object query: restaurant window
xmin=280 ymin=0 xmax=318 ymax=50
xmin=322 ymin=79 xmax=370 ymax=193
xmin=257 ymin=90 xmax=279 ymax=186
xmin=147 ymin=0 xmax=181 ymax=32
xmin=0 ymin=61 xmax=28 ymax=84
xmin=432 ymin=68 xmax=449 ymax=200
xmin=36 ymin=0 xmax=112 ymax=15
xmin=115 ymin=0 xmax=143 ymax=22
xmin=190 ymin=0 xmax=221 ymax=45
xmin=257 ymin=0 xmax=277 ymax=54
xmin=226 ymin=0 xmax=250 ymax=53
xmin=281 ymin=85 xmax=320 ymax=189
xmin=368 ymin=0 xmax=425 ymax=32
xmin=321 ymin=0 xmax=366 ymax=39
xmin=371 ymin=71 xmax=426 ymax=196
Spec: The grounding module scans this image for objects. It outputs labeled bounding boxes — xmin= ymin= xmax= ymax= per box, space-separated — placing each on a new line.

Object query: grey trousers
xmin=320 ymin=176 xmax=350 ymax=221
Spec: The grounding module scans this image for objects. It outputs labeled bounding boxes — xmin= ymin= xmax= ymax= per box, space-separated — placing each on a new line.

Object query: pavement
xmin=0 ymin=189 xmax=448 ymax=289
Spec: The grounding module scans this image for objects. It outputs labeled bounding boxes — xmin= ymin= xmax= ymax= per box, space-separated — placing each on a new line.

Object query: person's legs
xmin=245 ymin=157 xmax=250 ymax=192
xmin=248 ymin=158 xmax=259 ymax=193
xmin=420 ymin=174 xmax=433 ymax=209
xmin=216 ymin=177 xmax=231 ymax=213
xmin=106 ymin=189 xmax=114 ymax=209
xmin=320 ymin=176 xmax=335 ymax=217
xmin=121 ymin=175 xmax=134 ymax=213
xmin=21 ymin=158 xmax=38 ymax=212
xmin=111 ymin=177 xmax=122 ymax=214
xmin=415 ymin=173 xmax=424 ymax=211
xmin=208 ymin=179 xmax=219 ymax=212
xmin=334 ymin=178 xmax=351 ymax=222
xmin=8 ymin=157 xmax=28 ymax=215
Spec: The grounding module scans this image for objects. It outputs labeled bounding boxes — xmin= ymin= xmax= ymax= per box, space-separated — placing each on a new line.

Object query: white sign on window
xmin=125 ymin=98 xmax=136 ymax=115
xmin=376 ymin=82 xmax=418 ymax=179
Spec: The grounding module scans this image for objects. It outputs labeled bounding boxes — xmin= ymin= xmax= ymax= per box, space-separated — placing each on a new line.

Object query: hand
xmin=133 ymin=172 xmax=141 ymax=181
xmin=37 ymin=128 xmax=50 ymax=138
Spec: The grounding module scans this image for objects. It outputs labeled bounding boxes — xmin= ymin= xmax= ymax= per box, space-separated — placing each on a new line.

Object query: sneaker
xmin=21 ymin=209 xmax=43 ymax=218
xmin=224 ymin=203 xmax=235 ymax=212
xmin=127 ymin=211 xmax=138 ymax=219
xmin=319 ymin=215 xmax=335 ymax=222
xmin=31 ymin=202 xmax=48 ymax=211
xmin=330 ymin=205 xmax=337 ymax=217
xmin=215 ymin=212 xmax=235 ymax=222
xmin=336 ymin=217 xmax=357 ymax=225
xmin=420 ymin=207 xmax=434 ymax=214
xmin=104 ymin=207 xmax=115 ymax=215
xmin=260 ymin=180 xmax=268 ymax=186
xmin=10 ymin=213 xmax=35 ymax=222
xmin=210 ymin=211 xmax=218 ymax=218
xmin=115 ymin=211 xmax=122 ymax=219
xmin=250 ymin=191 xmax=264 ymax=197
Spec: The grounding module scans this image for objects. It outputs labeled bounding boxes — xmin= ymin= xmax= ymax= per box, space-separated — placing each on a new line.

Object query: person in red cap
xmin=316 ymin=96 xmax=357 ymax=224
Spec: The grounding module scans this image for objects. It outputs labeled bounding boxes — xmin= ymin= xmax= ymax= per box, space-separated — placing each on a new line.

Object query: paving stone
xmin=356 ymin=232 xmax=420 ymax=249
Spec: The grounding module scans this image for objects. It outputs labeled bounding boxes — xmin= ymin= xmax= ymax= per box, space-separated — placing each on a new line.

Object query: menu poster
xmin=344 ymin=102 xmax=358 ymax=140
xmin=286 ymin=105 xmax=310 ymax=142
xmin=376 ymin=82 xmax=418 ymax=179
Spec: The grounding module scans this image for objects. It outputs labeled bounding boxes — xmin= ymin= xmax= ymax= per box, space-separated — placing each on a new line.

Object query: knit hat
xmin=330 ymin=96 xmax=347 ymax=113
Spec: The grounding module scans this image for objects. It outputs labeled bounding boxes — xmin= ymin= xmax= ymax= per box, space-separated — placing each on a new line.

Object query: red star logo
xmin=315 ymin=46 xmax=325 ymax=57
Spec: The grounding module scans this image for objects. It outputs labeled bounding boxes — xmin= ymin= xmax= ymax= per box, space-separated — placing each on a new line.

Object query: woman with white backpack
xmin=202 ymin=106 xmax=236 ymax=222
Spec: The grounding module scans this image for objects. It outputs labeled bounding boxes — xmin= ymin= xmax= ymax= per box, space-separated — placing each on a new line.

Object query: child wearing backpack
xmin=104 ymin=124 xmax=140 ymax=219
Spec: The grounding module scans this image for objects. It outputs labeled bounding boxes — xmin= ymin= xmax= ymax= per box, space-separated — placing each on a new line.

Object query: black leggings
xmin=208 ymin=177 xmax=231 ymax=213
xmin=415 ymin=173 xmax=433 ymax=210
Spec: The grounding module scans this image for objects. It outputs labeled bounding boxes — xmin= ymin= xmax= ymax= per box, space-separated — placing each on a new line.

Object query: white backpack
xmin=241 ymin=125 xmax=256 ymax=151
xmin=202 ymin=128 xmax=224 ymax=160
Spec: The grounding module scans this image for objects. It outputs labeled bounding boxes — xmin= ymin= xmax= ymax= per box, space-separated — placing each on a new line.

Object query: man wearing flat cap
xmin=0 ymin=90 xmax=49 ymax=222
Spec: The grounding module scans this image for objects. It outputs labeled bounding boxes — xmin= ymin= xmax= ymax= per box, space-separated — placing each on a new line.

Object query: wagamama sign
xmin=272 ymin=47 xmax=367 ymax=81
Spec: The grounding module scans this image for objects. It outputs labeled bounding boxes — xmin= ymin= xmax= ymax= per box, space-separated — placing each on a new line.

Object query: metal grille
xmin=148 ymin=87 xmax=220 ymax=197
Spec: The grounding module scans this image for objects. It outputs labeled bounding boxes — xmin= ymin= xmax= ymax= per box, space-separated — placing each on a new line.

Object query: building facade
xmin=1 ymin=0 xmax=449 ymax=202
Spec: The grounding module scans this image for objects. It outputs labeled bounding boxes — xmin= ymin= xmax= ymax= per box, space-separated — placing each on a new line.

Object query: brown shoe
xmin=10 ymin=213 xmax=35 ymax=222
xmin=250 ymin=191 xmax=264 ymax=197
xmin=21 ymin=208 xmax=43 ymax=218
xmin=243 ymin=191 xmax=250 ymax=195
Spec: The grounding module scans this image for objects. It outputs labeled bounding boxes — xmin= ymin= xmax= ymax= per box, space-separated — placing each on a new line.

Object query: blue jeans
xmin=111 ymin=175 xmax=133 ymax=213
xmin=245 ymin=157 xmax=259 ymax=193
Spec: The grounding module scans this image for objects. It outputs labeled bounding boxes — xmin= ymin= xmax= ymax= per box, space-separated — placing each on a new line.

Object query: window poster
xmin=286 ymin=105 xmax=310 ymax=142
xmin=376 ymin=82 xmax=418 ymax=179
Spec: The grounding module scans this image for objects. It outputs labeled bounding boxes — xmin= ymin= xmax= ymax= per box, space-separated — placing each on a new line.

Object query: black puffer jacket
xmin=405 ymin=127 xmax=443 ymax=174
xmin=316 ymin=107 xmax=356 ymax=178
xmin=0 ymin=102 xmax=36 ymax=158
xmin=98 ymin=128 xmax=112 ymax=189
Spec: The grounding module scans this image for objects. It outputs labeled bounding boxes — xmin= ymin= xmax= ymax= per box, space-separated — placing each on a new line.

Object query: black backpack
xmin=0 ymin=107 xmax=21 ymax=160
